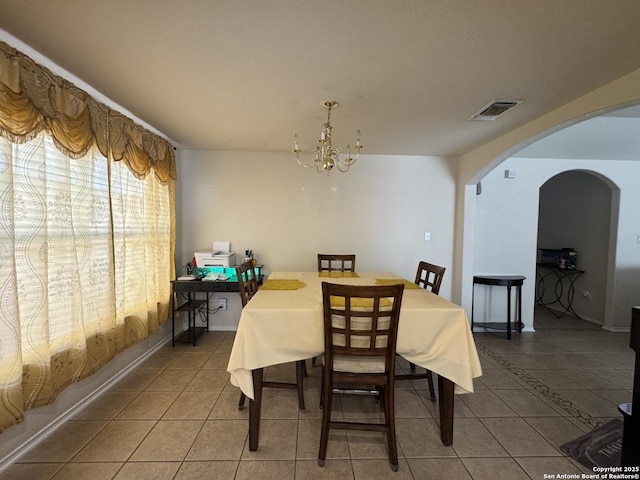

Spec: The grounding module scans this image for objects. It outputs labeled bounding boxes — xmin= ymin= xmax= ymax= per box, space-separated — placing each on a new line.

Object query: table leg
xmin=171 ymin=289 xmax=176 ymax=347
xmin=517 ymin=284 xmax=523 ymax=333
xmin=437 ymin=375 xmax=455 ymax=445
xmin=506 ymin=285 xmax=512 ymax=340
xmin=248 ymin=368 xmax=264 ymax=451
xmin=206 ymin=292 xmax=210 ymax=331
xmin=565 ymin=275 xmax=583 ymax=319
xmin=471 ymin=284 xmax=476 ymax=331
xmin=191 ymin=294 xmax=196 ymax=346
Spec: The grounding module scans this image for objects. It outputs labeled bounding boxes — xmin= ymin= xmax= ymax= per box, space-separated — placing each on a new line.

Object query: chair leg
xmin=426 ymin=370 xmax=436 ymax=402
xmin=385 ymin=385 xmax=399 ymax=471
xmin=239 ymin=361 xmax=306 ymax=412
xmin=319 ymin=366 xmax=325 ymax=409
xmin=312 ymin=356 xmax=317 ymax=367
xmin=318 ymin=378 xmax=332 ymax=467
xmin=295 ymin=360 xmax=306 ymax=411
xmin=377 ymin=386 xmax=385 ymax=411
xmin=402 ymin=360 xmax=436 ymax=402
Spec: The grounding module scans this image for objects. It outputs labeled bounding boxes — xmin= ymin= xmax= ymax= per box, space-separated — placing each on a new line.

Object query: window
xmin=0 ymin=131 xmax=172 ymax=431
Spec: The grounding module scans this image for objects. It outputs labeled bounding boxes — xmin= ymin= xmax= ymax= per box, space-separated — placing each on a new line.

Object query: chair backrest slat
xmin=318 ymin=254 xmax=356 ymax=272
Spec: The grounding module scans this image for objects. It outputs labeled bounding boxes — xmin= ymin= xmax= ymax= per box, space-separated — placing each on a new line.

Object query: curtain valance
xmin=0 ymin=41 xmax=176 ymax=183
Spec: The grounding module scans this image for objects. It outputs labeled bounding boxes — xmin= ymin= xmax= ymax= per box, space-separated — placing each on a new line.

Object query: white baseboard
xmin=209 ymin=325 xmax=238 ymax=331
xmin=602 ymin=325 xmax=631 ymax=333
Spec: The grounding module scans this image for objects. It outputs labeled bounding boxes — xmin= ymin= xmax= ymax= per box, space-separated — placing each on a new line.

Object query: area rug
xmin=560 ymin=419 xmax=623 ymax=469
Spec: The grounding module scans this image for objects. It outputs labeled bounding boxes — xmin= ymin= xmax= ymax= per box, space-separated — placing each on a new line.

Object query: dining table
xmin=226 ymin=271 xmax=482 ymax=451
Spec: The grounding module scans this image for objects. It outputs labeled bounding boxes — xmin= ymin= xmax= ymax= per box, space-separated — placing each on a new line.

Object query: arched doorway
xmin=536 ymin=170 xmax=617 ymax=327
xmin=454 ymin=70 xmax=640 ymax=320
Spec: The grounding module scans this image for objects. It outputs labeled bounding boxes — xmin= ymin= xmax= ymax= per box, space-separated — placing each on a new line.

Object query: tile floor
xmin=3 ymin=307 xmax=635 ymax=479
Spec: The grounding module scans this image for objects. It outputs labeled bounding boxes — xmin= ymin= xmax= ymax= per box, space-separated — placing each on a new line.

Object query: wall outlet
xmin=218 ymin=298 xmax=227 ymax=311
xmin=424 ymin=232 xmax=431 ymax=241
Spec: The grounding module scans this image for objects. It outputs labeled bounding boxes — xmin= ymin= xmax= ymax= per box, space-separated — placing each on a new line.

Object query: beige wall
xmin=175 ymin=150 xmax=457 ymax=328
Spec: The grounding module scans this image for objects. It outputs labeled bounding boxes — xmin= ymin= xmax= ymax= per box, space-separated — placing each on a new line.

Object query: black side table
xmin=471 ymin=275 xmax=526 ymax=340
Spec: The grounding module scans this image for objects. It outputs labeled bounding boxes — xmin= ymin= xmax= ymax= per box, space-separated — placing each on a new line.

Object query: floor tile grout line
xmin=474 ymin=342 xmax=604 ymax=431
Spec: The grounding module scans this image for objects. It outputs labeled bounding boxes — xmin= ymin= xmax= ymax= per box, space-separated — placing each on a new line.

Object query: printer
xmin=194 ymin=240 xmax=236 ymax=268
xmin=194 ymin=250 xmax=236 ymax=268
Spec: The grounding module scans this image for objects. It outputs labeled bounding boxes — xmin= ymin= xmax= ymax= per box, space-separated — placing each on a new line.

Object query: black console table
xmin=171 ymin=279 xmax=239 ymax=346
xmin=535 ymin=264 xmax=584 ymax=319
xmin=471 ymin=275 xmax=526 ymax=340
xmin=171 ymin=266 xmax=264 ymax=346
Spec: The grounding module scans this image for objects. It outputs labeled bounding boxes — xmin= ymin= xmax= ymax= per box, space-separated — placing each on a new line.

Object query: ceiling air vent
xmin=469 ymin=99 xmax=523 ymax=121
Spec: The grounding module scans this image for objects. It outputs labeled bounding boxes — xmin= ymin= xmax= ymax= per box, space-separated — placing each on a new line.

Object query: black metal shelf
xmin=170 ymin=272 xmax=263 ymax=347
xmin=175 ymin=299 xmax=207 ymax=312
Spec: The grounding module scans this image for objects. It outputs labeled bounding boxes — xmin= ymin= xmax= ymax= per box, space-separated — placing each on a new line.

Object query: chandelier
xmin=293 ymin=101 xmax=363 ymax=174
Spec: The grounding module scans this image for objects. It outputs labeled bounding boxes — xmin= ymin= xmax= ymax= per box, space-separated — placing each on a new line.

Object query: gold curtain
xmin=0 ymin=41 xmax=176 ymax=432
xmin=0 ymin=41 xmax=176 ymax=182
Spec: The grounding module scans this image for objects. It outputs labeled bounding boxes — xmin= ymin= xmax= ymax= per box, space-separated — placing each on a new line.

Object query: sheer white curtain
xmin=0 ymin=131 xmax=172 ymax=432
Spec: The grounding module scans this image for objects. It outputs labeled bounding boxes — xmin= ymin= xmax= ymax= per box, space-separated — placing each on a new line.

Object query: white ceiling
xmin=1 ymin=0 xmax=640 ymax=157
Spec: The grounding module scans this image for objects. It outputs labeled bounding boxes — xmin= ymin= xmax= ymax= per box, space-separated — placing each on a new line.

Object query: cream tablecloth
xmin=227 ymin=272 xmax=482 ymax=399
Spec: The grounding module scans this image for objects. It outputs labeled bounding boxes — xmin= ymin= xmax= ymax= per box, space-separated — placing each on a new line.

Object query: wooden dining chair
xmin=394 ymin=261 xmax=446 ymax=402
xmin=235 ymin=261 xmax=306 ymax=411
xmin=414 ymin=261 xmax=445 ymax=294
xmin=318 ymin=281 xmax=404 ymax=472
xmin=317 ymin=254 xmax=356 ymax=272
xmin=313 ymin=254 xmax=358 ymax=367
